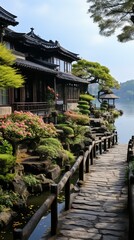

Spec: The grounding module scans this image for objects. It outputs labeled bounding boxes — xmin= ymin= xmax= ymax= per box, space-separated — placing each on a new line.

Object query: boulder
xmin=36 ymin=174 xmax=54 ymax=190
xmin=12 ymin=175 xmax=29 ymax=202
xmin=22 ymin=158 xmax=52 ymax=174
xmin=0 ymin=210 xmax=17 ymax=228
xmin=46 ymin=165 xmax=61 ymax=180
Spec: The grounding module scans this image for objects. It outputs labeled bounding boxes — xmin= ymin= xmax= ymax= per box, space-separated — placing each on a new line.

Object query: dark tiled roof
xmin=21 ymin=28 xmax=79 ymax=61
xmin=5 ymin=28 xmax=79 ymax=61
xmin=99 ymin=93 xmax=119 ymax=99
xmin=0 ymin=6 xmax=18 ymax=26
xmin=15 ymin=58 xmax=57 ymax=74
xmin=5 ymin=29 xmax=39 ymax=47
xmin=57 ymin=72 xmax=89 ymax=84
xmin=15 ymin=59 xmax=88 ymax=84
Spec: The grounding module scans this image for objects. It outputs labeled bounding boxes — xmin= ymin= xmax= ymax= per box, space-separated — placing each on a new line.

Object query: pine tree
xmin=87 ymin=0 xmax=134 ymax=42
xmin=0 ymin=43 xmax=24 ymax=88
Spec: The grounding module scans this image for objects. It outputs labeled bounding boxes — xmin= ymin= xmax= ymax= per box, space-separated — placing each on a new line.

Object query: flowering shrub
xmin=64 ymin=110 xmax=89 ymax=125
xmin=0 ymin=111 xmax=57 ymax=155
xmin=47 ymin=86 xmax=58 ymax=104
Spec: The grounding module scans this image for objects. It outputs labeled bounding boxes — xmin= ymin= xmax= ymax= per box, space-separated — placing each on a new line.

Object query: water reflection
xmin=115 ymin=103 xmax=134 ymax=144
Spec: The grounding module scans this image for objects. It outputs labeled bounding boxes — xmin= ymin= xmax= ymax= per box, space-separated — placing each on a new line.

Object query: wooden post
xmin=51 ymin=184 xmax=58 ymax=236
xmin=108 ymin=137 xmax=111 ymax=149
xmin=99 ymin=137 xmax=102 ymax=154
xmin=104 ymin=138 xmax=107 ymax=152
xmin=13 ymin=228 xmax=23 ymax=240
xmin=86 ymin=154 xmax=90 ymax=173
xmin=84 ymin=146 xmax=89 ymax=173
xmin=65 ymin=165 xmax=70 ymax=211
xmin=90 ymin=148 xmax=93 ymax=165
xmin=131 ymin=136 xmax=134 ymax=146
xmin=93 ymin=143 xmax=96 ymax=158
xmin=128 ymin=149 xmax=134 ymax=162
xmin=112 ymin=135 xmax=115 ymax=146
xmin=79 ymin=150 xmax=84 ymax=181
xmin=115 ymin=131 xmax=118 ymax=144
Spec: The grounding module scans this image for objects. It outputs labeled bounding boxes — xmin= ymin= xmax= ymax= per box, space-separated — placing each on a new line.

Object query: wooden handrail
xmin=127 ymin=135 xmax=134 ymax=240
xmin=13 ymin=132 xmax=117 ymax=240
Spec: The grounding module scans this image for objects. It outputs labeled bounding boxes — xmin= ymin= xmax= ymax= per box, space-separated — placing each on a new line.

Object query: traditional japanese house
xmin=0 ymin=6 xmax=89 ymax=116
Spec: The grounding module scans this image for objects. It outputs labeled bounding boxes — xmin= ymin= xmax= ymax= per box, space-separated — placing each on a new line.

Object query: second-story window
xmin=48 ymin=57 xmax=72 ymax=73
xmin=54 ymin=57 xmax=60 ymax=65
xmin=4 ymin=41 xmax=11 ymax=49
xmin=64 ymin=62 xmax=72 ymax=73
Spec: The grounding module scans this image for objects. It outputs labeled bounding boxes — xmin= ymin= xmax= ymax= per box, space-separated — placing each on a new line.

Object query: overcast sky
xmin=1 ymin=0 xmax=134 ymax=83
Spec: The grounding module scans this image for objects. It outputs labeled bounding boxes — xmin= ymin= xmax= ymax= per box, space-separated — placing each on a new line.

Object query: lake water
xmin=115 ymin=103 xmax=134 ymax=144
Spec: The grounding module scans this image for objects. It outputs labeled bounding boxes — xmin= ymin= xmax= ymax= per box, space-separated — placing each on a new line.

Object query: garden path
xmin=42 ymin=144 xmax=128 ymax=240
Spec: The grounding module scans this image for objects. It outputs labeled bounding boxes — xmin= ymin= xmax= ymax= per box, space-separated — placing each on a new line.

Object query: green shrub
xmin=40 ymin=137 xmax=63 ymax=149
xmin=36 ymin=145 xmax=59 ymax=160
xmin=56 ymin=124 xmax=74 ymax=136
xmin=0 ymin=189 xmax=19 ymax=211
xmin=0 ymin=173 xmax=15 ymax=182
xmin=78 ymin=125 xmax=91 ymax=135
xmin=0 ymin=139 xmax=13 ymax=154
xmin=79 ymin=109 xmax=90 ymax=115
xmin=23 ymin=174 xmax=40 ymax=187
xmin=63 ymin=150 xmax=75 ymax=164
xmin=77 ymin=104 xmax=89 ymax=110
xmin=100 ymin=101 xmax=108 ymax=110
xmin=57 ymin=113 xmax=66 ymax=123
xmin=78 ymin=100 xmax=88 ymax=105
xmin=111 ymin=109 xmax=121 ymax=118
xmin=80 ymin=94 xmax=95 ymax=101
xmin=0 ymin=154 xmax=16 ymax=174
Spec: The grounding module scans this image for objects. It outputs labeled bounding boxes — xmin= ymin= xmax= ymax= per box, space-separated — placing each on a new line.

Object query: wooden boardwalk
xmin=43 ymin=144 xmax=129 ymax=240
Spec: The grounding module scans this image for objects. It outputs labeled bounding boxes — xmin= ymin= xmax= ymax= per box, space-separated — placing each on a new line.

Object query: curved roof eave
xmin=0 ymin=6 xmax=18 ymax=26
xmin=57 ymin=72 xmax=89 ymax=84
xmin=15 ymin=58 xmax=57 ymax=75
xmin=99 ymin=93 xmax=119 ymax=99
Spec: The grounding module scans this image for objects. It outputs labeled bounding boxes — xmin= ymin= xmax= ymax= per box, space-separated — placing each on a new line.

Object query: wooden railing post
xmin=99 ymin=137 xmax=102 ymax=154
xmin=65 ymin=165 xmax=70 ymax=211
xmin=84 ymin=146 xmax=90 ymax=173
xmin=104 ymin=138 xmax=107 ymax=152
xmin=79 ymin=150 xmax=84 ymax=181
xmin=93 ymin=143 xmax=96 ymax=158
xmin=51 ymin=184 xmax=58 ymax=236
xmin=131 ymin=136 xmax=134 ymax=146
xmin=127 ymin=139 xmax=133 ymax=162
xmin=112 ymin=135 xmax=115 ymax=146
xmin=128 ymin=149 xmax=134 ymax=163
xmin=115 ymin=131 xmax=118 ymax=144
xmin=108 ymin=137 xmax=111 ymax=149
xmin=13 ymin=228 xmax=23 ymax=240
xmin=90 ymin=147 xmax=94 ymax=165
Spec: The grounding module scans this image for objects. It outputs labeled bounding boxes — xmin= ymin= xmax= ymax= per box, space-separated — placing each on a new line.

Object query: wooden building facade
xmin=0 ymin=6 xmax=88 ymax=116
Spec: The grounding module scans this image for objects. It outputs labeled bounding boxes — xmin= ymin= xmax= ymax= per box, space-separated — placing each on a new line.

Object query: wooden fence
xmin=127 ymin=135 xmax=134 ymax=240
xmin=13 ymin=132 xmax=118 ymax=240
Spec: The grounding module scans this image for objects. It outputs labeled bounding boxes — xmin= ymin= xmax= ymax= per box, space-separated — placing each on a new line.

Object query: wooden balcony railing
xmin=13 ymin=102 xmax=64 ymax=116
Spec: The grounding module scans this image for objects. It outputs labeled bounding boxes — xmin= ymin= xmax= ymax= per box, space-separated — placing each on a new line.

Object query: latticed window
xmin=0 ymin=89 xmax=8 ymax=105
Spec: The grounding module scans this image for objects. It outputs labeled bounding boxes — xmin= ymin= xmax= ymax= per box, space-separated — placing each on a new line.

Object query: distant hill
xmin=114 ymin=79 xmax=134 ymax=103
xmin=88 ymin=80 xmax=134 ymax=103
